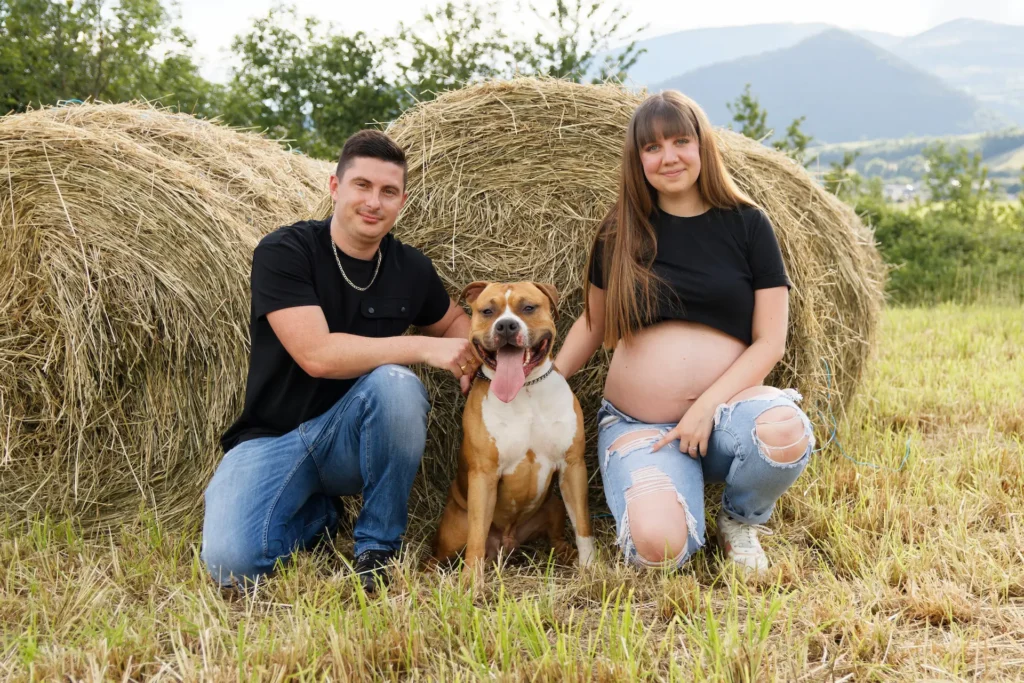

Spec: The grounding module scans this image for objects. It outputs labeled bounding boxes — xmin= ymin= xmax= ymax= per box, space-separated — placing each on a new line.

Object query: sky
xmin=175 ymin=0 xmax=1024 ymax=82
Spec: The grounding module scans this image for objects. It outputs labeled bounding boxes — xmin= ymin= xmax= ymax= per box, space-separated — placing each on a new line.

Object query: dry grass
xmin=2 ymin=304 xmax=1021 ymax=681
xmin=0 ymin=103 xmax=331 ymax=530
xmin=312 ymin=78 xmax=885 ymax=520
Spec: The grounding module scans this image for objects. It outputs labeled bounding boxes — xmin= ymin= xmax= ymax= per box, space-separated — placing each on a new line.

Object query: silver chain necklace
xmin=332 ymin=241 xmax=381 ymax=292
xmin=476 ymin=364 xmax=556 ymax=387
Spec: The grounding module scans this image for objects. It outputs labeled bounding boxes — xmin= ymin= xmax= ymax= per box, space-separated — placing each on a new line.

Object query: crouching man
xmin=202 ymin=130 xmax=476 ymax=593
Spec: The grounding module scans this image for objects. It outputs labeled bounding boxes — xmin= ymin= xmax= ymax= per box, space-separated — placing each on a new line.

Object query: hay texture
xmin=0 ymin=103 xmax=329 ymax=529
xmin=319 ymin=78 xmax=885 ymax=517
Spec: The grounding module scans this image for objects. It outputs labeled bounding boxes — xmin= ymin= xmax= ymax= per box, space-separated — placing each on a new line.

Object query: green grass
xmin=2 ymin=305 xmax=1023 ymax=681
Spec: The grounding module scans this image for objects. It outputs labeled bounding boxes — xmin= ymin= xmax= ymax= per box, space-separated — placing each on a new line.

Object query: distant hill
xmin=606 ymin=19 xmax=1024 ymax=134
xmin=597 ymin=23 xmax=830 ymax=88
xmin=597 ymin=22 xmax=917 ymax=88
xmin=888 ymin=19 xmax=1024 ymax=124
xmin=810 ymin=128 xmax=1024 ymax=184
xmin=652 ymin=29 xmax=1008 ymax=143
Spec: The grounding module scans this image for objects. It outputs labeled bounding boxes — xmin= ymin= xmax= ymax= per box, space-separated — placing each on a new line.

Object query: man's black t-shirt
xmin=221 ymin=217 xmax=450 ymax=452
xmin=588 ymin=205 xmax=790 ymax=345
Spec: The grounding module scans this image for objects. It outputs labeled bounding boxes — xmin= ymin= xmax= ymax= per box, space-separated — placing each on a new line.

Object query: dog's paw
xmin=576 ymin=536 xmax=597 ymax=569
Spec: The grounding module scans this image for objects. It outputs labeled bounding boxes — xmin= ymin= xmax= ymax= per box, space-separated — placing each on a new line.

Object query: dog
xmin=432 ymin=281 xmax=595 ymax=579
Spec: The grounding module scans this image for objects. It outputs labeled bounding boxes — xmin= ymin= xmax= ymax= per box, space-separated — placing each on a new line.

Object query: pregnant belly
xmin=603 ymin=320 xmax=747 ymax=424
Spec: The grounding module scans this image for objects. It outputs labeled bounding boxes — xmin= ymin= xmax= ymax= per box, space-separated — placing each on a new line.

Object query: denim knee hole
xmin=618 ymin=465 xmax=699 ymax=568
xmin=750 ymin=407 xmax=814 ymax=467
xmin=604 ymin=427 xmax=669 ymax=468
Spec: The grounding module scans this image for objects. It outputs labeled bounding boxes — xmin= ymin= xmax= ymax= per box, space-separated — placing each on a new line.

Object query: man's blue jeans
xmin=201 ymin=364 xmax=430 ymax=587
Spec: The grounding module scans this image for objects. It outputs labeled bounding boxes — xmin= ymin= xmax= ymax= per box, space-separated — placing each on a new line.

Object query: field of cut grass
xmin=2 ymin=305 xmax=1022 ymax=681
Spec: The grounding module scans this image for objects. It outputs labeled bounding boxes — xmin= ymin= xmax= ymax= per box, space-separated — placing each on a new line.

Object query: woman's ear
xmin=461 ymin=281 xmax=490 ymax=305
xmin=532 ymin=282 xmax=559 ymax=321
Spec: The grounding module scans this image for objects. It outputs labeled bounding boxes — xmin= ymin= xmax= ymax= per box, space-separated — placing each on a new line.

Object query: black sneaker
xmin=353 ymin=549 xmax=395 ymax=593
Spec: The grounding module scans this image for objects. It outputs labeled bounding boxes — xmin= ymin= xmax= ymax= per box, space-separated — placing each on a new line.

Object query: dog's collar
xmin=475 ymin=364 xmax=556 ymax=387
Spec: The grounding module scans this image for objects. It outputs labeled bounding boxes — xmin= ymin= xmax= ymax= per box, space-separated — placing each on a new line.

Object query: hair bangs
xmin=632 ymin=96 xmax=698 ymax=149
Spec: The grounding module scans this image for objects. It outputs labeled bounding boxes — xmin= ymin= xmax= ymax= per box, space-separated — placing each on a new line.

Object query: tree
xmin=0 ymin=0 xmax=218 ymax=114
xmin=823 ymin=150 xmax=862 ymax=200
xmin=223 ymin=6 xmax=401 ymax=158
xmin=394 ymin=1 xmax=511 ymax=102
xmin=726 ymin=84 xmax=769 ymax=141
xmin=223 ymin=0 xmax=645 ymax=157
xmin=921 ymin=142 xmax=992 ymax=222
xmin=395 ymin=0 xmax=644 ymax=98
xmin=773 ymin=115 xmax=813 ymax=165
xmin=515 ymin=0 xmax=644 ymax=83
xmin=726 ymin=83 xmax=813 ymax=165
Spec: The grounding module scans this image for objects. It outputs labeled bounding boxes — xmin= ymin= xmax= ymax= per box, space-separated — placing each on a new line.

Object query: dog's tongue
xmin=491 ymin=346 xmax=527 ymax=403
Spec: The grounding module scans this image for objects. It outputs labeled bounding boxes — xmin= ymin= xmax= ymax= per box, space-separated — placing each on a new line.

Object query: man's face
xmin=329 ymin=157 xmax=407 ymax=243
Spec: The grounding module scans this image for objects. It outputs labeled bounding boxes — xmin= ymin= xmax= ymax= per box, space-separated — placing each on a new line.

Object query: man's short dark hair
xmin=335 ymin=130 xmax=407 ymax=189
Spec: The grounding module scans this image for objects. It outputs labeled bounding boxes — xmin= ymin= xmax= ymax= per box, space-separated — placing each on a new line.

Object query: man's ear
xmin=532 ymin=282 xmax=559 ymax=321
xmin=461 ymin=281 xmax=489 ymax=305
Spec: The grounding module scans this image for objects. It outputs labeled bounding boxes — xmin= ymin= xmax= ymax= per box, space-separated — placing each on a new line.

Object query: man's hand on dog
xmin=421 ymin=337 xmax=479 ymax=394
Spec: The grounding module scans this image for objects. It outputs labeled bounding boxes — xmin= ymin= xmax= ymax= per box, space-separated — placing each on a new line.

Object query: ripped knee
xmin=619 ymin=466 xmax=698 ymax=567
xmin=609 ymin=429 xmax=662 ymax=455
xmin=604 ymin=428 xmax=666 ymax=467
xmin=754 ymin=405 xmax=811 ymax=464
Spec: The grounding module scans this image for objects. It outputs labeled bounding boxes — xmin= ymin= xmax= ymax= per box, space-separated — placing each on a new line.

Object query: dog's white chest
xmin=480 ymin=372 xmax=578 ymax=475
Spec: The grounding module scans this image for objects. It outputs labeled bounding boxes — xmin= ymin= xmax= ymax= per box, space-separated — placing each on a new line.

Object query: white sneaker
xmin=716 ymin=511 xmax=770 ymax=573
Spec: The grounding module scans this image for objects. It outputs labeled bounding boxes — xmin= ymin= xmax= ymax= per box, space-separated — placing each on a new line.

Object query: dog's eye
xmin=481 ymin=308 xmax=494 ymax=316
xmin=523 ymin=305 xmax=536 ymax=313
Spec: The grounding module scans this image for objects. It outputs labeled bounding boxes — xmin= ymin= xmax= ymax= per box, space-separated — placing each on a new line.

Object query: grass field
xmin=2 ymin=305 xmax=1023 ymax=681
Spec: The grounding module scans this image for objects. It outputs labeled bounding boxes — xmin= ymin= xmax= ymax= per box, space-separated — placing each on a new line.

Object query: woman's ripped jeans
xmin=597 ymin=389 xmax=814 ymax=568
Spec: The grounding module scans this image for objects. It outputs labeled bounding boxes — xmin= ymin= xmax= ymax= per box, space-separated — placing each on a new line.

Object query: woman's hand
xmin=651 ymin=400 xmax=716 ymax=458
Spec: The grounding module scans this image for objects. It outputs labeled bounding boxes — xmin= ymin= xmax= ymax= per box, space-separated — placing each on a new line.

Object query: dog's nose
xmin=495 ymin=319 xmax=519 ymax=337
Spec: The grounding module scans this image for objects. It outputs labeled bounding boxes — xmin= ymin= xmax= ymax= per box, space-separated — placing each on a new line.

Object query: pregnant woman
xmin=554 ymin=90 xmax=814 ymax=572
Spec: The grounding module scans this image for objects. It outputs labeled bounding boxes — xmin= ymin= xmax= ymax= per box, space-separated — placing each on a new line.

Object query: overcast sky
xmin=176 ymin=0 xmax=1024 ymax=82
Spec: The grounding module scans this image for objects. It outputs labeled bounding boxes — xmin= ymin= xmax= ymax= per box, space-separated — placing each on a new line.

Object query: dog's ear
xmin=532 ymin=282 xmax=559 ymax=321
xmin=461 ymin=281 xmax=490 ymax=305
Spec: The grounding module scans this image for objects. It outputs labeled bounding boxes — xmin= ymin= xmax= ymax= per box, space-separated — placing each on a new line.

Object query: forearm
xmin=554 ymin=314 xmax=603 ymax=378
xmin=694 ymin=339 xmax=784 ymax=410
xmin=309 ymin=333 xmax=427 ymax=380
xmin=442 ymin=311 xmax=471 ymax=340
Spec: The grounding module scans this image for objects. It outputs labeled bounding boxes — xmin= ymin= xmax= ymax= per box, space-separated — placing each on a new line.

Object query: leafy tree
xmin=222 ymin=6 xmax=401 ymax=158
xmin=726 ymin=84 xmax=769 ymax=141
xmin=726 ymin=83 xmax=813 ymax=165
xmin=223 ymin=0 xmax=645 ymax=156
xmin=0 ymin=0 xmax=218 ymax=114
xmin=515 ymin=0 xmax=644 ymax=83
xmin=394 ymin=0 xmax=644 ymax=98
xmin=395 ymin=1 xmax=511 ymax=102
xmin=774 ymin=115 xmax=812 ymax=165
xmin=920 ymin=142 xmax=992 ymax=222
xmin=823 ymin=150 xmax=862 ymax=200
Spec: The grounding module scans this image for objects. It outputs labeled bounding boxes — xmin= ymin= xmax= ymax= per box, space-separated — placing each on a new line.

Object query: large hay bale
xmin=0 ymin=103 xmax=329 ymax=530
xmin=318 ymin=78 xmax=885 ymax=519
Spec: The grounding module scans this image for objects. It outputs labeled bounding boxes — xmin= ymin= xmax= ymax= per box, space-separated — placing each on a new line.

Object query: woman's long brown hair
xmin=584 ymin=90 xmax=756 ymax=348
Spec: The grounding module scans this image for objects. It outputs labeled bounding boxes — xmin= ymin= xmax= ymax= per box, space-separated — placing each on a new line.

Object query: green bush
xmin=858 ymin=198 xmax=1024 ymax=305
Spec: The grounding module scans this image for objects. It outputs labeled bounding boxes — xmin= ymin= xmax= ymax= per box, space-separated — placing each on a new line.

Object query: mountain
xmin=850 ymin=29 xmax=903 ymax=50
xmin=887 ymin=19 xmax=1024 ymax=123
xmin=598 ymin=22 xmax=831 ymax=88
xmin=652 ymin=29 xmax=1006 ymax=143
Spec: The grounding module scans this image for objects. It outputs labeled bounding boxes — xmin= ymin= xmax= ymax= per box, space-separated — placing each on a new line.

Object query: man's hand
xmin=422 ymin=337 xmax=476 ymax=381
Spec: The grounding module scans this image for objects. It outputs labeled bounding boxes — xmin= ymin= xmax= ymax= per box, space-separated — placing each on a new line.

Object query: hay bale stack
xmin=0 ymin=103 xmax=329 ymax=530
xmin=322 ymin=78 xmax=884 ymax=516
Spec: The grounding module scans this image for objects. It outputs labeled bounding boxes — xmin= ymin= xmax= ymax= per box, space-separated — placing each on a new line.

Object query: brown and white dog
xmin=432 ymin=281 xmax=595 ymax=577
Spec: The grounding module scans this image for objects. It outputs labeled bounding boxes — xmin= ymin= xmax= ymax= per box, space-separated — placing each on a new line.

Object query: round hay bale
xmin=0 ymin=103 xmax=329 ymax=530
xmin=317 ymin=78 xmax=885 ymax=519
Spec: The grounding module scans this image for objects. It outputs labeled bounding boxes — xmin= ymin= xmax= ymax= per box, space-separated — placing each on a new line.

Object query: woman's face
xmin=639 ymin=132 xmax=701 ymax=197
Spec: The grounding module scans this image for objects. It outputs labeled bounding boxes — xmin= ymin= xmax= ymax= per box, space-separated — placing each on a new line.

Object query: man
xmin=202 ymin=130 xmax=476 ymax=592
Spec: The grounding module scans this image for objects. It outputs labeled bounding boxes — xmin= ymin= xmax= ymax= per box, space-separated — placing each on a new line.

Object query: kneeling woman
xmin=554 ymin=90 xmax=814 ymax=572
